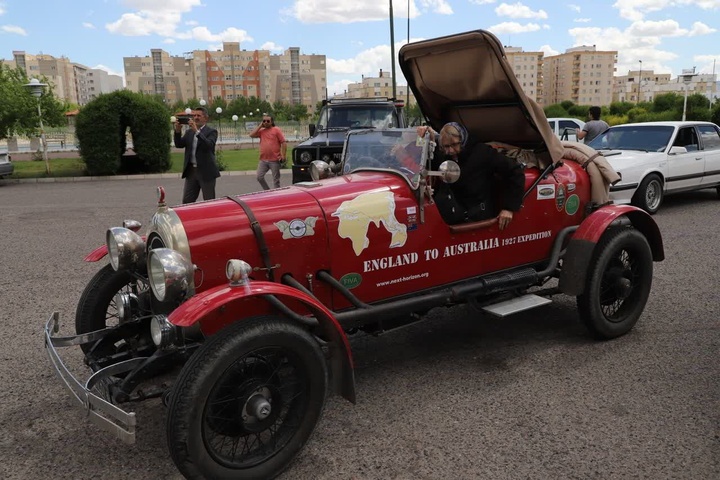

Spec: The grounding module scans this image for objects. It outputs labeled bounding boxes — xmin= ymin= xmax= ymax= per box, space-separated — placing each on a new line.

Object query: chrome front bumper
xmin=44 ymin=312 xmax=144 ymax=444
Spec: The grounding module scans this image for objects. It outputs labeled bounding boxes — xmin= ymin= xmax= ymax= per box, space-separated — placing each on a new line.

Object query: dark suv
xmin=292 ymin=97 xmax=405 ymax=183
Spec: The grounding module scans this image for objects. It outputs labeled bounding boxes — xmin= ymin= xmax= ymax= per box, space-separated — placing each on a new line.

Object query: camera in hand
xmin=177 ymin=115 xmax=191 ymax=125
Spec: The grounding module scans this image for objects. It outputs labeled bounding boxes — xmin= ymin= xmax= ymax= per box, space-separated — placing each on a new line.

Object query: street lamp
xmin=199 ymin=99 xmax=206 ymax=107
xmin=680 ymin=67 xmax=697 ymax=121
xmin=23 ymin=78 xmax=50 ymax=175
xmin=638 ymin=60 xmax=642 ymax=102
xmin=232 ymin=114 xmax=238 ymax=142
xmin=216 ymin=107 xmax=223 ymax=143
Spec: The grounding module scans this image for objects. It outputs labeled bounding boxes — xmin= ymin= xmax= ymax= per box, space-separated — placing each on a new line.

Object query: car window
xmin=324 ymin=106 xmax=399 ymax=129
xmin=697 ymin=125 xmax=720 ymax=150
xmin=589 ymin=125 xmax=674 ymax=152
xmin=559 ymin=120 xmax=579 ymax=130
xmin=548 ymin=120 xmax=556 ymax=132
xmin=673 ymin=127 xmax=699 ymax=151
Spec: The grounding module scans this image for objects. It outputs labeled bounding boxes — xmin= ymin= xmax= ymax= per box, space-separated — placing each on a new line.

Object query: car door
xmin=697 ymin=124 xmax=720 ymax=188
xmin=666 ymin=126 xmax=704 ymax=192
xmin=559 ymin=119 xmax=581 ymax=142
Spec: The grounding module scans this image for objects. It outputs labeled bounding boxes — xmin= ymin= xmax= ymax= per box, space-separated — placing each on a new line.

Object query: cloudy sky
xmin=1 ymin=0 xmax=719 ymax=96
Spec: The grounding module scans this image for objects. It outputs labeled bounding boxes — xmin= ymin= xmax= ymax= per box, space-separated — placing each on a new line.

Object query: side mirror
xmin=668 ymin=146 xmax=688 ymax=155
xmin=308 ymin=124 xmax=316 ymax=137
xmin=425 ymin=160 xmax=460 ymax=183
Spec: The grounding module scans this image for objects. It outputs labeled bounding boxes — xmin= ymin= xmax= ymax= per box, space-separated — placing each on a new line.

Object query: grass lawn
xmin=10 ymin=147 xmax=284 ymax=179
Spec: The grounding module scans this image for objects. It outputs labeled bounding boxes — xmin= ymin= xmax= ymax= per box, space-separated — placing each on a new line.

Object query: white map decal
xmin=332 ymin=191 xmax=408 ymax=256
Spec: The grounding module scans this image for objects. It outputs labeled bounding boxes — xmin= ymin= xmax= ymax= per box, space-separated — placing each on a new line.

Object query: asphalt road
xmin=0 ymin=176 xmax=718 ymax=480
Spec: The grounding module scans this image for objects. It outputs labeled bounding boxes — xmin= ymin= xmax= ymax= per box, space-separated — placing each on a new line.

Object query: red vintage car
xmin=45 ymin=30 xmax=664 ymax=480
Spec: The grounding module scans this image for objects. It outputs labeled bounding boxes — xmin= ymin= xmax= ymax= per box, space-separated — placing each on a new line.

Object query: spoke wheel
xmin=632 ymin=174 xmax=663 ymax=214
xmin=577 ymin=228 xmax=653 ymax=339
xmin=167 ymin=316 xmax=327 ymax=480
xmin=75 ymin=264 xmax=151 ymax=354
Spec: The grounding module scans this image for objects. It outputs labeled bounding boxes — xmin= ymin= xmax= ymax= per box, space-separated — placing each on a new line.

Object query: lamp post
xmin=199 ymin=99 xmax=206 ymax=107
xmin=23 ymin=78 xmax=50 ymax=175
xmin=681 ymin=67 xmax=697 ymax=122
xmin=638 ymin=60 xmax=642 ymax=102
xmin=232 ymin=115 xmax=238 ymax=142
xmin=216 ymin=107 xmax=223 ymax=143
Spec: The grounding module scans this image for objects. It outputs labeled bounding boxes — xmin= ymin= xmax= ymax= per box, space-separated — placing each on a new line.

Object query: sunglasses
xmin=262 ymin=120 xmax=271 ymax=124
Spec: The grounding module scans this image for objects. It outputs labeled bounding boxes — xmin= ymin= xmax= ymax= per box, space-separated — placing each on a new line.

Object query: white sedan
xmin=587 ymin=121 xmax=720 ymax=213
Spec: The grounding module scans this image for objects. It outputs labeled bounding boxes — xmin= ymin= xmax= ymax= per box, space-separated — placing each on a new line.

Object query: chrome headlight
xmin=147 ymin=248 xmax=193 ymax=302
xmin=226 ymin=259 xmax=252 ymax=285
xmin=107 ymin=227 xmax=146 ymax=271
xmin=310 ymin=160 xmax=331 ymax=180
xmin=300 ymin=151 xmax=312 ymax=163
xmin=150 ymin=314 xmax=177 ymax=348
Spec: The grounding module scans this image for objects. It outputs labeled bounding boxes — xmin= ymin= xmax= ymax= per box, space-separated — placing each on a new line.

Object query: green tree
xmin=0 ymin=63 xmax=68 ymax=139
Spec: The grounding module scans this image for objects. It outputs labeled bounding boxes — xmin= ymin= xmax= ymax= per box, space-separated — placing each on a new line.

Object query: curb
xmin=0 ymin=169 xmax=291 ymax=185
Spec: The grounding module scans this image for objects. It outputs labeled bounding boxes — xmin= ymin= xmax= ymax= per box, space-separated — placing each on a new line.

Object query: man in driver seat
xmin=420 ymin=122 xmax=525 ymax=230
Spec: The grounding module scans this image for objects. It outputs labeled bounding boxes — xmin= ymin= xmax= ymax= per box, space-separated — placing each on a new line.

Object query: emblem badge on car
xmin=275 ymin=217 xmax=318 ymax=239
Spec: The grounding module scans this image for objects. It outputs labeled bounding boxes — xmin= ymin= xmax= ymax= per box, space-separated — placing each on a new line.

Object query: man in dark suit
xmin=173 ymin=106 xmax=220 ymax=203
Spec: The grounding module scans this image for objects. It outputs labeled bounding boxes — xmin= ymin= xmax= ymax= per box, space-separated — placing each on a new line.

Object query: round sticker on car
xmin=340 ymin=273 xmax=362 ymax=289
xmin=565 ymin=194 xmax=580 ymax=215
xmin=556 ymin=184 xmax=566 ymax=211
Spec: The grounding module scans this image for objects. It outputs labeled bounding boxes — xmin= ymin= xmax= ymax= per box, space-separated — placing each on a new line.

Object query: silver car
xmin=0 ymin=151 xmax=13 ymax=178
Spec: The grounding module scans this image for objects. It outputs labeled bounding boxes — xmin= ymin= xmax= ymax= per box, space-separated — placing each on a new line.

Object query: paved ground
xmin=0 ymin=177 xmax=718 ymax=480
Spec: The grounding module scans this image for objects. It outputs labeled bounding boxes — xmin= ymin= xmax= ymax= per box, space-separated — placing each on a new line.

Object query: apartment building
xmin=505 ymin=47 xmax=544 ymax=104
xmin=5 ymin=51 xmax=122 ymax=105
xmin=543 ymin=46 xmax=617 ymax=106
xmin=613 ymin=69 xmax=717 ymax=104
xmin=124 ymin=42 xmax=326 ymax=113
xmin=334 ymin=69 xmax=417 ymax=106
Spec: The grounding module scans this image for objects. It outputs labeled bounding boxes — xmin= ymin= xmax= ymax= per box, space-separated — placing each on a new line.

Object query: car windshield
xmin=318 ymin=105 xmax=399 ymax=130
xmin=588 ymin=125 xmax=674 ymax=152
xmin=342 ymin=128 xmax=429 ymax=188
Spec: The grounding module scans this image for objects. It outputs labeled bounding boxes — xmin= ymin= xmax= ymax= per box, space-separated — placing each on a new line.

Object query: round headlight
xmin=310 ymin=160 xmax=331 ymax=181
xmin=300 ymin=151 xmax=312 ymax=163
xmin=321 ymin=154 xmax=331 ymax=162
xmin=147 ymin=248 xmax=193 ymax=302
xmin=106 ymin=227 xmax=146 ymax=271
xmin=150 ymin=315 xmax=176 ymax=348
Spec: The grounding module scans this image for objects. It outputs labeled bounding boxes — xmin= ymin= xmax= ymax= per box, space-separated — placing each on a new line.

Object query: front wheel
xmin=632 ymin=174 xmax=663 ymax=214
xmin=577 ymin=228 xmax=653 ymax=340
xmin=167 ymin=316 xmax=328 ymax=480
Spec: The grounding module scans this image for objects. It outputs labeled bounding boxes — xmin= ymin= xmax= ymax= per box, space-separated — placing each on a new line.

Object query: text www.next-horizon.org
xmin=376 ymin=272 xmax=429 ymax=287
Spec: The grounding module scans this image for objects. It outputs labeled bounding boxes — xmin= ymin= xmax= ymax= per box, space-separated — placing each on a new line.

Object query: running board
xmin=481 ymin=294 xmax=552 ymax=317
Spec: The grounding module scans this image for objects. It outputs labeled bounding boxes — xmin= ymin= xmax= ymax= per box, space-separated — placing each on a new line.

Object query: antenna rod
xmin=389 ymin=0 xmax=397 ymax=100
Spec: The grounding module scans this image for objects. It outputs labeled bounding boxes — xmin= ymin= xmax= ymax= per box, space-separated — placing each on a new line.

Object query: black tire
xmin=75 ymin=264 xmax=147 ymax=354
xmin=577 ymin=228 xmax=653 ymax=340
xmin=716 ymin=185 xmax=720 ymax=198
xmin=167 ymin=316 xmax=328 ymax=480
xmin=632 ymin=174 xmax=663 ymax=214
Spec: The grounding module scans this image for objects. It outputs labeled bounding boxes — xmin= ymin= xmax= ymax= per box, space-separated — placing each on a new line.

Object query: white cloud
xmin=261 ymin=41 xmax=285 ymax=53
xmin=488 ymin=22 xmax=542 ymax=34
xmin=327 ymin=79 xmax=355 ymax=96
xmin=495 ymin=3 xmax=548 ymax=19
xmin=539 ymin=45 xmax=559 ymax=57
xmin=0 ymin=5 xmax=6 ymax=16
xmin=470 ymin=0 xmax=497 ymax=4
xmin=82 ymin=22 xmax=96 ymax=29
xmin=419 ymin=0 xmax=453 ymax=14
xmin=612 ymin=0 xmax=720 ymax=21
xmin=286 ymin=0 xmax=423 ymax=24
xmin=688 ymin=21 xmax=716 ymax=36
xmin=93 ymin=64 xmax=123 ymax=77
xmin=1 ymin=25 xmax=26 ymax=35
xmin=694 ymin=54 xmax=720 ymax=74
xmin=568 ymin=4 xmax=581 ymax=12
xmin=573 ymin=18 xmax=591 ymax=23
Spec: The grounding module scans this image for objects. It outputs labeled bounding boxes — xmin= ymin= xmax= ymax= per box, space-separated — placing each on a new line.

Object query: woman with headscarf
xmin=418 ymin=122 xmax=525 ymax=230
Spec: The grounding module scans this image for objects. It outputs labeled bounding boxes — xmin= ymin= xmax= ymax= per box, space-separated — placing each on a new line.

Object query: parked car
xmin=0 ymin=151 xmax=13 ymax=178
xmin=587 ymin=121 xmax=720 ymax=213
xmin=44 ymin=30 xmax=664 ymax=480
xmin=291 ymin=97 xmax=406 ymax=183
xmin=547 ymin=117 xmax=585 ymax=142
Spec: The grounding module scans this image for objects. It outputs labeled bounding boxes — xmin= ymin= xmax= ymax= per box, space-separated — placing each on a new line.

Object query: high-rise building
xmin=505 ymin=47 xmax=544 ymax=104
xmin=4 ymin=51 xmax=123 ymax=105
xmin=543 ymin=46 xmax=617 ymax=106
xmin=124 ymin=42 xmax=326 ymax=113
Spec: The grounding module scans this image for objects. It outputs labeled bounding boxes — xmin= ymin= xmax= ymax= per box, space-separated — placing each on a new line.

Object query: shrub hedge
xmin=76 ymin=90 xmax=171 ymax=175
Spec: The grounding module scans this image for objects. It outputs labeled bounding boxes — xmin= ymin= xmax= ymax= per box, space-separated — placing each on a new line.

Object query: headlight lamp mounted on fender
xmin=147 ymin=248 xmax=194 ymax=302
xmin=106 ymin=227 xmax=145 ymax=271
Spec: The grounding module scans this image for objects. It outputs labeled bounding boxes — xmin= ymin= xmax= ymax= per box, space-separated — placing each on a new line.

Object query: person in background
xmin=577 ymin=106 xmax=609 ymax=144
xmin=173 ymin=106 xmax=220 ymax=204
xmin=250 ymin=114 xmax=287 ymax=190
xmin=418 ymin=122 xmax=524 ymax=230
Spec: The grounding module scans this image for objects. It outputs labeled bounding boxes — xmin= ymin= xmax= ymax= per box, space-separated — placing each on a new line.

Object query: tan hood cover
xmin=399 ymin=30 xmax=565 ymax=165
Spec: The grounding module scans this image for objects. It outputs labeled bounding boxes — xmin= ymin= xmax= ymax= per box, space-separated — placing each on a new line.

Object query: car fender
xmin=168 ymin=281 xmax=356 ymax=403
xmin=84 ymin=245 xmax=108 ymax=262
xmin=559 ymin=205 xmax=664 ymax=296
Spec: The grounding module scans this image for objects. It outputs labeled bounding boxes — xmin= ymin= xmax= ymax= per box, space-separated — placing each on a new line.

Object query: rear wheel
xmin=167 ymin=316 xmax=328 ymax=480
xmin=577 ymin=228 xmax=653 ymax=339
xmin=632 ymin=174 xmax=663 ymax=214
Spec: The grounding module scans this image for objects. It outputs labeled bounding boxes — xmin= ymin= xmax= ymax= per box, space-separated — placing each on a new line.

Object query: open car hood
xmin=399 ymin=29 xmax=564 ymax=164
